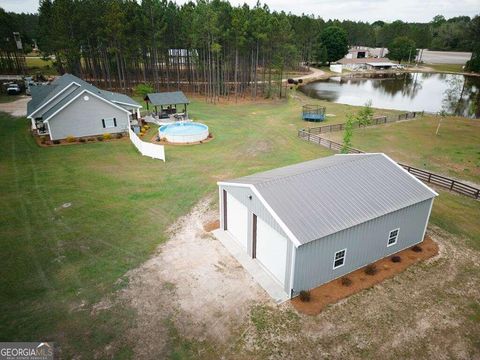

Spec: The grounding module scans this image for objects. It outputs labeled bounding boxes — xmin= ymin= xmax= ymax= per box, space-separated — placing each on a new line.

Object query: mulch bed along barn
xmin=291 ymin=235 xmax=439 ymax=315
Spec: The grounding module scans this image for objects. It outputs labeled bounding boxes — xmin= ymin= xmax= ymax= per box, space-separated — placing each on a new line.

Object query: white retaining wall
xmin=129 ymin=129 xmax=165 ymax=161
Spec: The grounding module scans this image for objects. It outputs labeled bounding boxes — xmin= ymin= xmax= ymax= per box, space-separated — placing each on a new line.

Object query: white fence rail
xmin=129 ymin=129 xmax=165 ymax=162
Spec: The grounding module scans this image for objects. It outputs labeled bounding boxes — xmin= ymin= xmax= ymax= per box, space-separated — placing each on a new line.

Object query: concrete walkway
xmin=213 ymin=229 xmax=290 ymax=303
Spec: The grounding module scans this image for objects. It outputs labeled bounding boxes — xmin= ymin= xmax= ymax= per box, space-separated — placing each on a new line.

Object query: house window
xmin=333 ymin=249 xmax=347 ymax=269
xmin=102 ymin=117 xmax=117 ymax=128
xmin=388 ymin=228 xmax=400 ymax=247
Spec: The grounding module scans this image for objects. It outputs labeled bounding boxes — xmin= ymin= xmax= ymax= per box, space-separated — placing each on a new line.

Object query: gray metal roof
xmin=223 ymin=154 xmax=437 ymax=245
xmin=146 ymin=91 xmax=189 ymax=106
xmin=27 ymin=74 xmax=141 ymax=118
xmin=27 ymin=85 xmax=57 ymax=115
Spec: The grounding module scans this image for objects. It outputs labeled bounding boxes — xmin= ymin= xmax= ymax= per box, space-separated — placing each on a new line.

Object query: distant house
xmin=216 ymin=154 xmax=437 ymax=299
xmin=346 ymin=47 xmax=370 ymax=59
xmin=27 ymin=74 xmax=141 ymax=140
xmin=336 ymin=57 xmax=399 ymax=71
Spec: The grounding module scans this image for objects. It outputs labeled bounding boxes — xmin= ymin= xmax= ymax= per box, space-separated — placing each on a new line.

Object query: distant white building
xmin=336 ymin=57 xmax=399 ymax=71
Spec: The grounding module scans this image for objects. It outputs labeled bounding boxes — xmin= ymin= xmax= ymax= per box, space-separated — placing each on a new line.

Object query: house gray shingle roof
xmin=146 ymin=91 xmax=189 ymax=106
xmin=223 ymin=154 xmax=437 ymax=245
xmin=27 ymin=74 xmax=141 ymax=118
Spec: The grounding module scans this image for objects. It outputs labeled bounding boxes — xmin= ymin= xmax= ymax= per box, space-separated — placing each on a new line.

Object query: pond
xmin=301 ymin=72 xmax=480 ymax=118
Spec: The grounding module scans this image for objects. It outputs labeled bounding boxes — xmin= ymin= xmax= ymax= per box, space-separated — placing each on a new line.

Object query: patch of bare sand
xmin=118 ymin=198 xmax=269 ymax=359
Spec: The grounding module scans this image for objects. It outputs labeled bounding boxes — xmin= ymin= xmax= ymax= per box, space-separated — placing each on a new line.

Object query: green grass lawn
xmin=0 ymin=94 xmax=19 ymax=103
xmin=25 ymin=57 xmax=58 ymax=76
xmin=326 ymin=115 xmax=480 ymax=184
xmin=0 ymin=93 xmax=479 ymax=358
xmin=0 ymin=96 xmax=331 ymax=358
xmin=427 ymin=63 xmax=466 ymax=74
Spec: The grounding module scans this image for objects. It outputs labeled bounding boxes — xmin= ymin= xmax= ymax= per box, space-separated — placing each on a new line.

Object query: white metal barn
xmin=216 ymin=154 xmax=438 ymax=300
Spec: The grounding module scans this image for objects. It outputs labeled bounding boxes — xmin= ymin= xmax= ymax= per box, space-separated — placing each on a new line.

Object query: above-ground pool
xmin=159 ymin=122 xmax=209 ymax=144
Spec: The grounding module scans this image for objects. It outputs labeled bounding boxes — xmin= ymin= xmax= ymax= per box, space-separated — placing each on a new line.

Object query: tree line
xmin=1 ymin=2 xmax=479 ymax=96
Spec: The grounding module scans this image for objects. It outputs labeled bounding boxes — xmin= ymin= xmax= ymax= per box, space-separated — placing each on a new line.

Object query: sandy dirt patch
xmin=119 ymin=198 xmax=269 ymax=359
xmin=292 ymin=236 xmax=439 ymax=315
xmin=0 ymin=96 xmax=29 ymax=117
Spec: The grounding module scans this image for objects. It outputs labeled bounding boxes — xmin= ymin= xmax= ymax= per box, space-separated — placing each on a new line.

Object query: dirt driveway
xmin=119 ymin=198 xmax=270 ymax=359
xmin=0 ymin=96 xmax=29 ymax=117
xmin=108 ymin=199 xmax=479 ymax=359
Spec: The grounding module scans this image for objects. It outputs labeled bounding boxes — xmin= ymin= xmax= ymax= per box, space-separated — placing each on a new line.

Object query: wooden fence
xmin=297 ymin=129 xmax=480 ymax=200
xmin=298 ymin=130 xmax=363 ymax=153
xmin=306 ymin=111 xmax=424 ymax=135
xmin=399 ymin=164 xmax=480 ymax=199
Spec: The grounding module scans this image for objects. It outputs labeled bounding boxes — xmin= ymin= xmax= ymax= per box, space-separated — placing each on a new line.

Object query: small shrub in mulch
xmin=293 ymin=80 xmax=299 ymax=85
xmin=88 ymin=137 xmax=95 ymax=141
xmin=299 ymin=290 xmax=311 ymax=302
xmin=39 ymin=136 xmax=47 ymax=144
xmin=391 ymin=255 xmax=402 ymax=263
xmin=412 ymin=245 xmax=423 ymax=252
xmin=66 ymin=136 xmax=76 ymax=143
xmin=298 ymin=79 xmax=303 ymax=83
xmin=341 ymin=276 xmax=352 ymax=286
xmin=287 ymin=78 xmax=294 ymax=84
xmin=115 ymin=133 xmax=123 ymax=139
xmin=97 ymin=136 xmax=104 ymax=141
xmin=364 ymin=264 xmax=378 ymax=276
xmin=103 ymin=133 xmax=112 ymax=140
xmin=52 ymin=140 xmax=60 ymax=145
xmin=78 ymin=138 xmax=86 ymax=143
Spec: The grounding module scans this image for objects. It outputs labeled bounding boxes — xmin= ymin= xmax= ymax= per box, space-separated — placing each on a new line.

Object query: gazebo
xmin=144 ymin=91 xmax=190 ymax=119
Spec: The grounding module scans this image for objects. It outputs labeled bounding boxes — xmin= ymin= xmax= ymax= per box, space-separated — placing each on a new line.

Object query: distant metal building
xmin=217 ymin=154 xmax=437 ymax=299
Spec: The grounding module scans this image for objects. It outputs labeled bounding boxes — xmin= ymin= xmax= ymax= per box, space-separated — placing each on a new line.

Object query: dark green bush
xmin=299 ymin=290 xmax=311 ymax=302
xmin=391 ymin=255 xmax=401 ymax=263
xmin=412 ymin=245 xmax=423 ymax=252
xmin=364 ymin=264 xmax=377 ymax=276
xmin=341 ymin=276 xmax=352 ymax=286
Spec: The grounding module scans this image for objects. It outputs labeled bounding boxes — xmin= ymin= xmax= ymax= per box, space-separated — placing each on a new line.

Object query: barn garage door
xmin=256 ymin=217 xmax=288 ymax=285
xmin=226 ymin=192 xmax=248 ymax=250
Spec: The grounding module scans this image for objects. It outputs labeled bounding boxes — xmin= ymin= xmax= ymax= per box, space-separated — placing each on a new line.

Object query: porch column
xmin=136 ymin=108 xmax=141 ymax=119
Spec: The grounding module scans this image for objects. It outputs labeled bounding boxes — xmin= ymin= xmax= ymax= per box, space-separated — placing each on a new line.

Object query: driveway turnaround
xmin=0 ymin=96 xmax=29 ymax=117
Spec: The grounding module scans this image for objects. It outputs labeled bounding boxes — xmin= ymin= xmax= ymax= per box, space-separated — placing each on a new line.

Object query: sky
xmin=1 ymin=0 xmax=479 ymax=22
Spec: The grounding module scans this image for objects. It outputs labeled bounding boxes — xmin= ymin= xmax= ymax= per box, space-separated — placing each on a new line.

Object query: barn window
xmin=333 ymin=249 xmax=347 ymax=269
xmin=102 ymin=117 xmax=117 ymax=128
xmin=388 ymin=228 xmax=400 ymax=246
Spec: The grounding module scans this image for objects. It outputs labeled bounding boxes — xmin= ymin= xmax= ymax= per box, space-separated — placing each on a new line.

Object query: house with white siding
xmin=27 ymin=74 xmax=141 ymax=140
xmin=214 ymin=153 xmax=438 ymax=301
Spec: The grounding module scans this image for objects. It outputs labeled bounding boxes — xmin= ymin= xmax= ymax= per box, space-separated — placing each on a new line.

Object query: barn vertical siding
xmin=219 ymin=185 xmax=290 ymax=240
xmin=219 ymin=185 xmax=294 ymax=294
xmin=293 ymin=198 xmax=434 ymax=292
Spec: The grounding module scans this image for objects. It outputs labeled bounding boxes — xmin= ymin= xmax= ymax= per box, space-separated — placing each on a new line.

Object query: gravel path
xmin=0 ymin=96 xmax=29 ymax=117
